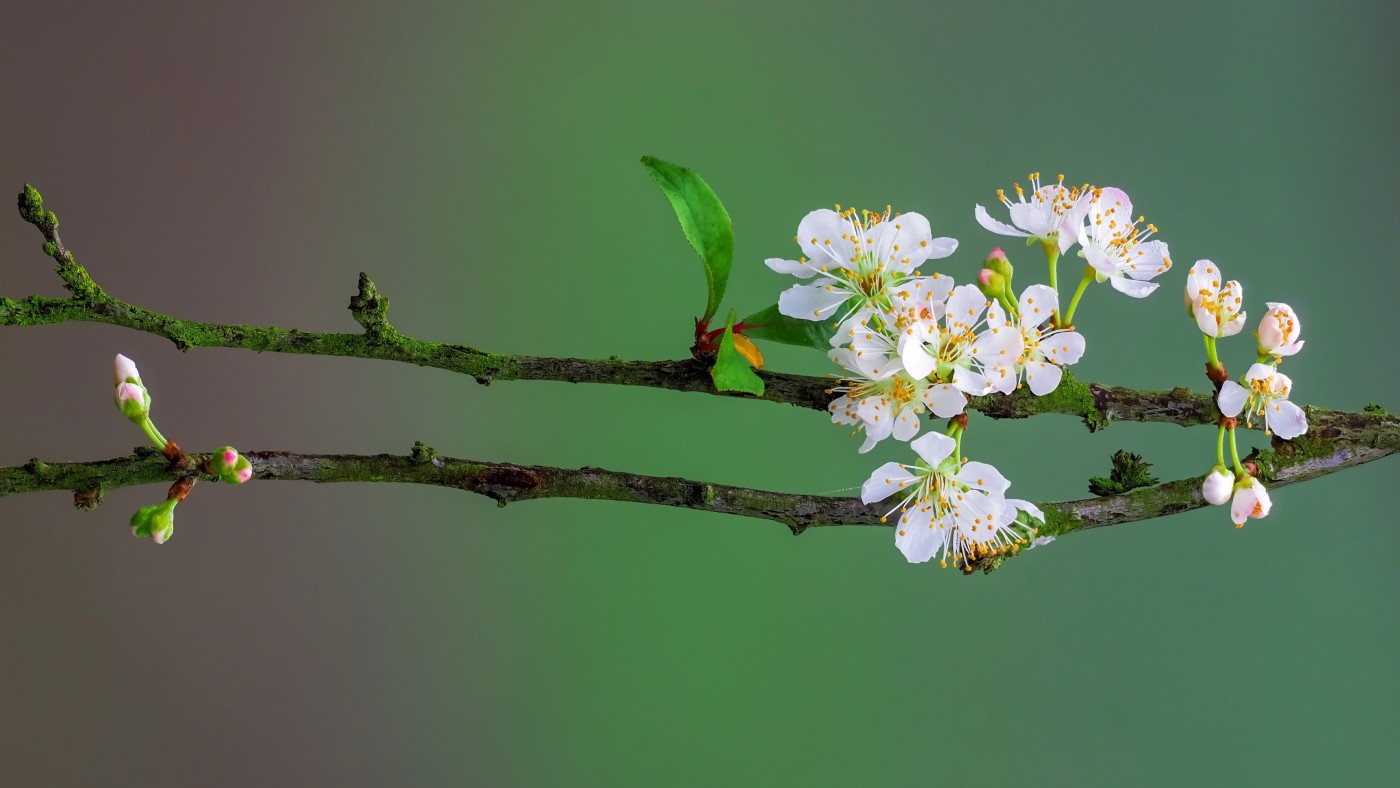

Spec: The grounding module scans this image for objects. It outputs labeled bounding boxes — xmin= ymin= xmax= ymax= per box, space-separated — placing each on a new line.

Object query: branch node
xmin=73 ymin=488 xmax=103 ymax=511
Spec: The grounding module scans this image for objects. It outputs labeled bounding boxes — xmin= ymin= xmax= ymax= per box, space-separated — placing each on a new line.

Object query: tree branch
xmin=3 ymin=184 xmax=1266 ymax=433
xmin=3 ymin=400 xmax=1394 ymax=571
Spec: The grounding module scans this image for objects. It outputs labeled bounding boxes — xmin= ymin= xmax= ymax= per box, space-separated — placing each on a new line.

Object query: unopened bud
xmin=1201 ymin=465 xmax=1234 ymax=505
xmin=208 ymin=446 xmax=254 ymax=485
xmin=976 ymin=268 xmax=1009 ymax=302
xmin=114 ymin=354 xmax=142 ymax=387
xmin=984 ymin=247 xmax=1014 ymax=281
xmin=130 ymin=499 xmax=177 ymax=544
xmin=115 ymin=381 xmax=150 ymax=422
xmin=1229 ymin=476 xmax=1272 ymax=527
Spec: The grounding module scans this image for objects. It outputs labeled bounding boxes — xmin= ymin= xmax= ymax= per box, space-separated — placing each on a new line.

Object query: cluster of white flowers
xmin=1183 ymin=261 xmax=1307 ymax=527
xmin=762 ymin=172 xmax=1310 ymax=563
xmin=764 ymin=177 xmax=1177 ymax=566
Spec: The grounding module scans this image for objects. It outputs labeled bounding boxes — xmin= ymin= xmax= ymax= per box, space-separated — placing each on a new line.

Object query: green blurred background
xmin=2 ymin=1 xmax=1397 ymax=784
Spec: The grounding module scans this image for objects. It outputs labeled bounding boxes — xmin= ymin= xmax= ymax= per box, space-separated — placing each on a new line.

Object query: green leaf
xmin=641 ymin=156 xmax=734 ymax=323
xmin=711 ymin=310 xmax=764 ymax=396
xmin=740 ymin=303 xmax=832 ymax=351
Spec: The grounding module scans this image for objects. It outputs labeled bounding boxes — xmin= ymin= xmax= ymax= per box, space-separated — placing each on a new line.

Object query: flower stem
xmin=1216 ymin=424 xmax=1227 ymax=468
xmin=1228 ymin=426 xmax=1246 ymax=476
xmin=1062 ymin=267 xmax=1094 ymax=327
xmin=140 ymin=418 xmax=169 ymax=451
xmin=1204 ymin=335 xmax=1220 ymax=368
xmin=1044 ymin=243 xmax=1060 ymax=324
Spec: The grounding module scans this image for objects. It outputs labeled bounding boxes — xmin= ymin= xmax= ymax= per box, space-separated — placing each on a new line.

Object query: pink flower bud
xmin=222 ymin=449 xmax=239 ymax=468
xmin=235 ymin=466 xmax=252 ymax=484
xmin=114 ymin=354 xmax=141 ymax=386
xmin=978 ymin=268 xmax=994 ymax=287
xmin=987 ymin=247 xmax=1007 ymax=261
xmin=1201 ymin=466 xmax=1234 ymax=506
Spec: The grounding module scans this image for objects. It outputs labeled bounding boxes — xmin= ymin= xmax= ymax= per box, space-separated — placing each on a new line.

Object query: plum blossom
xmin=974 ymin=173 xmax=1092 ymax=254
xmin=768 ymin=207 xmax=956 ymax=323
xmin=894 ymin=283 xmax=998 ymax=415
xmin=1256 ymin=302 xmax=1304 ymax=359
xmin=1218 ymin=363 xmax=1308 ymax=439
xmin=860 ymin=432 xmax=1032 ymax=567
xmin=1230 ymin=476 xmax=1272 ymax=528
xmin=1184 ymin=260 xmax=1246 ymax=338
xmin=827 ymin=342 xmax=939 ymax=453
xmin=1075 ymin=187 xmax=1172 ymax=298
xmin=978 ymin=284 xmax=1086 ymax=395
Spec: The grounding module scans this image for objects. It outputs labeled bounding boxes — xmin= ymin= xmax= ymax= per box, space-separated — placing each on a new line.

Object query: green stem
xmin=1044 ymin=243 xmax=1060 ymax=324
xmin=1204 ymin=335 xmax=1220 ymax=368
xmin=1228 ymin=426 xmax=1246 ymax=476
xmin=139 ymin=418 xmax=169 ymax=451
xmin=1216 ymin=424 xmax=1226 ymax=468
xmin=1062 ymin=267 xmax=1094 ymax=327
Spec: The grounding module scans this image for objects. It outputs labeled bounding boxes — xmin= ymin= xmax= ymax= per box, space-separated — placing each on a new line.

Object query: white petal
xmin=1108 ymin=276 xmax=1159 ymax=298
xmin=868 ymin=212 xmax=936 ymax=270
xmin=1024 ymin=360 xmax=1064 ymax=396
xmin=1094 ymin=187 xmax=1133 ymax=223
xmin=923 ymin=383 xmax=968 ymax=418
xmin=1274 ymin=340 xmax=1304 ymax=357
xmin=983 ymin=362 xmax=1019 ymax=394
xmin=894 ymin=506 xmax=942 ymax=563
xmin=944 ymin=284 xmax=987 ymax=331
xmin=974 ymin=205 xmax=1028 ymax=238
xmin=1220 ymin=311 xmax=1247 ymax=337
xmin=778 ymin=282 xmax=851 ymax=321
xmin=1230 ymin=485 xmax=1256 ymax=525
xmin=955 ymin=461 xmax=1010 ymax=497
xmin=1244 ymin=363 xmax=1276 ymax=383
xmin=952 ymin=367 xmax=992 ymax=396
xmin=900 ymin=337 xmax=938 ymax=380
xmin=1194 ymin=306 xmax=1221 ymax=336
xmin=910 ymin=431 xmax=956 ymax=466
xmin=764 ymin=257 xmax=819 ymax=279
xmin=971 ymin=322 xmax=1023 ymax=367
xmin=892 ymin=405 xmax=923 ymax=442
xmin=797 ymin=209 xmax=857 ymax=266
xmin=1017 ymin=284 xmax=1059 ymax=326
xmin=1217 ymin=380 xmax=1249 ymax=417
xmin=926 ymin=237 xmax=958 ymax=260
xmin=1042 ymin=331 xmax=1085 ymax=365
xmin=1123 ymin=240 xmax=1170 ymax=281
xmin=1008 ymin=498 xmax=1044 ymax=523
xmin=1269 ymin=400 xmax=1309 ymax=440
xmin=828 ymin=394 xmax=860 ymax=426
xmin=861 ymin=462 xmax=918 ymax=504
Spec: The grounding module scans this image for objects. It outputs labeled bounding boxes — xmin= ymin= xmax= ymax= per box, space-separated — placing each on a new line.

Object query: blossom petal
xmin=765 ymin=257 xmax=819 ymax=279
xmin=910 ymin=431 xmax=956 ymax=466
xmin=955 ymin=461 xmax=1010 ymax=497
xmin=892 ymin=405 xmax=923 ymax=442
xmin=828 ymin=394 xmax=860 ymax=426
xmin=1269 ymin=400 xmax=1309 ymax=440
xmin=1217 ymin=380 xmax=1249 ymax=417
xmin=1124 ymin=240 xmax=1171 ymax=280
xmin=778 ymin=282 xmax=851 ymax=321
xmin=1194 ymin=305 xmax=1220 ymax=336
xmin=861 ymin=462 xmax=918 ymax=505
xmin=945 ymin=284 xmax=987 ymax=331
xmin=952 ymin=367 xmax=992 ymax=396
xmin=1024 ymin=360 xmax=1064 ymax=396
xmin=1042 ymin=331 xmax=1085 ymax=365
xmin=926 ymin=237 xmax=958 ymax=260
xmin=868 ymin=212 xmax=935 ymax=271
xmin=971 ymin=322 xmax=1023 ymax=367
xmin=894 ymin=505 xmax=943 ymax=563
xmin=900 ymin=337 xmax=938 ymax=380
xmin=1108 ymin=276 xmax=1159 ymax=298
xmin=923 ymin=383 xmax=967 ymax=418
xmin=796 ymin=209 xmax=857 ymax=266
xmin=1008 ymin=498 xmax=1044 ymax=523
xmin=1017 ymin=284 xmax=1059 ymax=325
xmin=974 ymin=204 xmax=1027 ymax=238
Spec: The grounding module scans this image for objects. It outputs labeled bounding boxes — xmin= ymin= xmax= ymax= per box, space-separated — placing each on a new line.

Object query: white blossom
xmin=1256 ymin=302 xmax=1304 ymax=359
xmin=978 ymin=284 xmax=1086 ymax=396
xmin=1075 ymin=187 xmax=1172 ymax=298
xmin=1218 ymin=363 xmax=1308 ymax=439
xmin=1184 ymin=260 xmax=1246 ymax=338
xmin=974 ymin=173 xmax=1092 ymax=254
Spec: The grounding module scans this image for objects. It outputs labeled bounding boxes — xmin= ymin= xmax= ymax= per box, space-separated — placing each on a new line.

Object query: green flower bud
xmin=115 ymin=381 xmax=150 ymax=422
xmin=130 ymin=499 xmax=177 ymax=545
xmin=976 ymin=268 xmax=1009 ymax=302
xmin=209 ymin=447 xmax=254 ymax=485
xmin=984 ymin=247 xmax=1014 ymax=282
